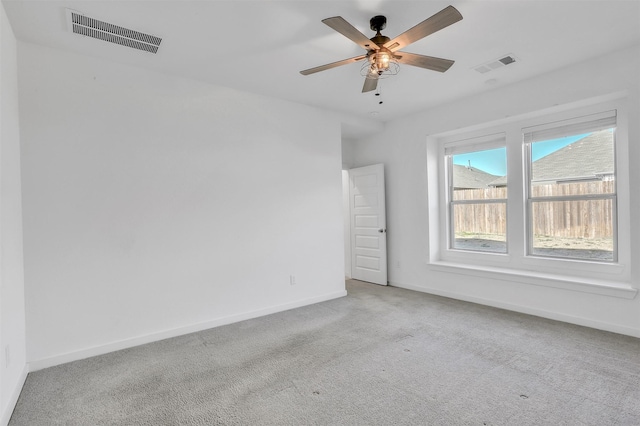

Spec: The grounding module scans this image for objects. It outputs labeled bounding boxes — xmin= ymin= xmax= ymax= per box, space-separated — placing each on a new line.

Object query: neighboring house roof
xmin=488 ymin=175 xmax=507 ymax=187
xmin=531 ymin=129 xmax=614 ymax=183
xmin=452 ymin=164 xmax=501 ymax=189
xmin=487 ymin=129 xmax=614 ymax=187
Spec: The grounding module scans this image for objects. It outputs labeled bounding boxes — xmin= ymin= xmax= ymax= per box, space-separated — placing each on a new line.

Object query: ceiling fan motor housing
xmin=370 ymin=34 xmax=390 ymax=47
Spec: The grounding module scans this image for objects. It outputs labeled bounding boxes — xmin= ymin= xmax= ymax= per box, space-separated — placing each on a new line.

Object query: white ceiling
xmin=4 ymin=0 xmax=640 ymax=134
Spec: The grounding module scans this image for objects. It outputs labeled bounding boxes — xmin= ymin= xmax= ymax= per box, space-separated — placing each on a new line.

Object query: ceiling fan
xmin=300 ymin=5 xmax=463 ymax=93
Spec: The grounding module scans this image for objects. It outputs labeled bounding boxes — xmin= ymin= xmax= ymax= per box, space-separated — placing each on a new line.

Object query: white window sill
xmin=429 ymin=260 xmax=638 ymax=299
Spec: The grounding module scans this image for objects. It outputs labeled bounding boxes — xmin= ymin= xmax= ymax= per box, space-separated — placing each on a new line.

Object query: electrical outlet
xmin=290 ymin=275 xmax=296 ymax=286
xmin=5 ymin=345 xmax=10 ymax=368
xmin=396 ymin=260 xmax=401 ymax=269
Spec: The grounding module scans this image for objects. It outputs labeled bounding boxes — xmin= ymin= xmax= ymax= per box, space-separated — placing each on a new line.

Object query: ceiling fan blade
xmin=394 ymin=51 xmax=455 ymax=72
xmin=362 ymin=75 xmax=378 ymax=93
xmin=322 ymin=16 xmax=379 ymax=51
xmin=384 ymin=5 xmax=462 ymax=52
xmin=300 ymin=55 xmax=367 ymax=75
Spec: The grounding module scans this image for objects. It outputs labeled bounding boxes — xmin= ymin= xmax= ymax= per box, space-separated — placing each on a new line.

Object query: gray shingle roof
xmin=488 ymin=175 xmax=507 ymax=187
xmin=452 ymin=164 xmax=501 ymax=189
xmin=486 ymin=129 xmax=614 ymax=187
xmin=531 ymin=129 xmax=614 ymax=183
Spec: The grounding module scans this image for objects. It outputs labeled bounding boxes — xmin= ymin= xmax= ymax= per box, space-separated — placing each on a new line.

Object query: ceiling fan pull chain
xmin=375 ymin=83 xmax=383 ymax=105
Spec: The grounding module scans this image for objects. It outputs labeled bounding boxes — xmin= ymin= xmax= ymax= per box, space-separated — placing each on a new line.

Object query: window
xmin=430 ymin=99 xmax=632 ymax=293
xmin=445 ymin=138 xmax=507 ymax=253
xmin=524 ymin=111 xmax=617 ymax=262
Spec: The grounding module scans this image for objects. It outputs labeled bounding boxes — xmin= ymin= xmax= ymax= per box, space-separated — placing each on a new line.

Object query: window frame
xmin=445 ymin=134 xmax=508 ymax=255
xmin=523 ymin=113 xmax=618 ymax=263
xmin=428 ymin=97 xmax=634 ymax=297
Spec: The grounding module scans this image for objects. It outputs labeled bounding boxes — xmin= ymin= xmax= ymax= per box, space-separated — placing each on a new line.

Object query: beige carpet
xmin=10 ymin=280 xmax=640 ymax=425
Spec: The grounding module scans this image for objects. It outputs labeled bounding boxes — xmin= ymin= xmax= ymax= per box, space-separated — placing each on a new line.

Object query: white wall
xmin=19 ymin=42 xmax=346 ymax=369
xmin=341 ymin=140 xmax=355 ymax=278
xmin=341 ymin=171 xmax=351 ymax=279
xmin=341 ymin=138 xmax=355 ymax=170
xmin=350 ymin=44 xmax=640 ymax=337
xmin=0 ymin=3 xmax=27 ymax=424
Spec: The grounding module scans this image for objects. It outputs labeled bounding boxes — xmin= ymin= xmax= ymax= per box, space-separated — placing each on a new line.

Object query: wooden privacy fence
xmin=453 ymin=181 xmax=614 ymax=239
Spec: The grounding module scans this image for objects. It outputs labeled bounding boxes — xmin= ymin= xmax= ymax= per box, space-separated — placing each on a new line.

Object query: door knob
xmin=378 ymin=229 xmax=386 ymax=233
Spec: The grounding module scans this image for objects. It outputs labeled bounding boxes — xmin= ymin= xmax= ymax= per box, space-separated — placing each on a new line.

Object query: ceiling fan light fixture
xmin=372 ymin=51 xmax=390 ymax=70
xmin=361 ymin=50 xmax=399 ymax=79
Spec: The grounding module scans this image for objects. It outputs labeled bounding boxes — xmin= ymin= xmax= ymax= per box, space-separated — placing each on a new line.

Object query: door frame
xmin=346 ymin=164 xmax=388 ymax=285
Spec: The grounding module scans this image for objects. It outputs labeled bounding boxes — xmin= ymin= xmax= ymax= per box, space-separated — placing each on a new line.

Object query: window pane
xmin=452 ymin=203 xmax=506 ymax=253
xmin=452 ymin=147 xmax=506 ymax=199
xmin=530 ymin=129 xmax=615 ymax=195
xmin=530 ymin=199 xmax=614 ymax=261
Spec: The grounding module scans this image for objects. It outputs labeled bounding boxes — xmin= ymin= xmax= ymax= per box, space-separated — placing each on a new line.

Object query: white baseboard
xmin=28 ymin=290 xmax=347 ymax=372
xmin=1 ymin=364 xmax=28 ymax=426
xmin=390 ymin=281 xmax=640 ymax=338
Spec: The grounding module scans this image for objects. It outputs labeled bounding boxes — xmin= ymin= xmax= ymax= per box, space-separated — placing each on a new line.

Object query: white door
xmin=349 ymin=164 xmax=387 ymax=285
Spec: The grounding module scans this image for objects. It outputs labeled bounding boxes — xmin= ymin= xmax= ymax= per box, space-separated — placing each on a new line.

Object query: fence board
xmin=453 ymin=182 xmax=613 ymax=238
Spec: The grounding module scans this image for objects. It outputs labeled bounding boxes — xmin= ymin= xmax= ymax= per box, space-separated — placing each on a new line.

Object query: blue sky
xmin=453 ymin=133 xmax=589 ymax=176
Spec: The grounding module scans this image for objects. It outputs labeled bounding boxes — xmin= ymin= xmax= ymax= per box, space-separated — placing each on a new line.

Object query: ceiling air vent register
xmin=66 ymin=9 xmax=162 ymax=54
xmin=473 ymin=54 xmax=517 ymax=74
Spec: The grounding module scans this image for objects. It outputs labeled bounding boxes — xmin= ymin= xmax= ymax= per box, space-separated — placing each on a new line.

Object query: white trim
xmin=390 ymin=280 xmax=640 ymax=338
xmin=522 ymin=110 xmax=616 ymax=143
xmin=28 ymin=290 xmax=347 ymax=371
xmin=443 ymin=132 xmax=506 ymax=155
xmin=428 ymin=260 xmax=636 ymax=299
xmin=0 ymin=364 xmax=28 ymax=426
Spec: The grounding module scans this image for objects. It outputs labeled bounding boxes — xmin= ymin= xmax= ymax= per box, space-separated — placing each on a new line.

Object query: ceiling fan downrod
xmin=369 ymin=15 xmax=386 ymax=32
xmin=369 ymin=15 xmax=390 ymax=46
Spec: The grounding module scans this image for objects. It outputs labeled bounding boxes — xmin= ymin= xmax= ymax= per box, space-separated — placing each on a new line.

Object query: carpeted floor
xmin=10 ymin=280 xmax=640 ymax=425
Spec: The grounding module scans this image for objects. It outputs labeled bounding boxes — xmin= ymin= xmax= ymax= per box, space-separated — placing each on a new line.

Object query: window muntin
xmin=447 ymin=145 xmax=507 ymax=254
xmin=524 ymin=114 xmax=617 ymax=263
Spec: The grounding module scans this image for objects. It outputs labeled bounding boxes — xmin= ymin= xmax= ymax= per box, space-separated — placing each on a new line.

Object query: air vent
xmin=66 ymin=9 xmax=162 ymax=54
xmin=473 ymin=54 xmax=517 ymax=74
